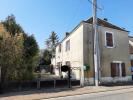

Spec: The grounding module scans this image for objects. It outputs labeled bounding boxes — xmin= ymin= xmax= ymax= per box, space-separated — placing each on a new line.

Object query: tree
xmin=45 ymin=31 xmax=59 ymax=57
xmin=22 ymin=34 xmax=39 ymax=80
xmin=42 ymin=31 xmax=59 ymax=66
xmin=0 ymin=15 xmax=39 ymax=86
xmin=0 ymin=36 xmax=23 ymax=84
xmin=41 ymin=49 xmax=52 ymax=65
xmin=2 ymin=14 xmax=24 ymax=36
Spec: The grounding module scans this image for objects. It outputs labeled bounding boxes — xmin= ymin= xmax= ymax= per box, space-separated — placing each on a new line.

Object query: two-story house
xmin=51 ymin=17 xmax=131 ymax=84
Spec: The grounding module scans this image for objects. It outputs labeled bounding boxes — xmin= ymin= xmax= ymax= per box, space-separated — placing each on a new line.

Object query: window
xmin=105 ymin=32 xmax=114 ymax=47
xmin=58 ymin=44 xmax=61 ymax=53
xmin=66 ymin=40 xmax=70 ymax=51
xmin=111 ymin=62 xmax=126 ymax=77
xmin=57 ymin=62 xmax=62 ymax=75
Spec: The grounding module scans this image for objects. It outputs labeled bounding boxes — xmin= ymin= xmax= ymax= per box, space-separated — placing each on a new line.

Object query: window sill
xmin=111 ymin=76 xmax=126 ymax=78
xmin=105 ymin=45 xmax=116 ymax=48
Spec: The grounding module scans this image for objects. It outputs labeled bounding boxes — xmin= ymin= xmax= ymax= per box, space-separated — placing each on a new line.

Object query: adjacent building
xmin=51 ymin=17 xmax=132 ymax=84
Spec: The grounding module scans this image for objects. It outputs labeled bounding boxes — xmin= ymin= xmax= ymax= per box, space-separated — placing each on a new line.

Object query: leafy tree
xmin=41 ymin=31 xmax=59 ymax=66
xmin=41 ymin=49 xmax=52 ymax=65
xmin=0 ymin=15 xmax=39 ymax=86
xmin=0 ymin=36 xmax=23 ymax=84
xmin=2 ymin=14 xmax=24 ymax=36
xmin=22 ymin=34 xmax=39 ymax=80
xmin=23 ymin=34 xmax=39 ymax=59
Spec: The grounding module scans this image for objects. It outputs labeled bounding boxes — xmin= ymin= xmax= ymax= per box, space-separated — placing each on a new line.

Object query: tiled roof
xmin=57 ymin=17 xmax=129 ymax=46
xmin=84 ymin=17 xmax=128 ymax=32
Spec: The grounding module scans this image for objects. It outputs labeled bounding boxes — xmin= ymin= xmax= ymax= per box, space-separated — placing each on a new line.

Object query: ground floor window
xmin=111 ymin=62 xmax=126 ymax=77
xmin=57 ymin=62 xmax=62 ymax=75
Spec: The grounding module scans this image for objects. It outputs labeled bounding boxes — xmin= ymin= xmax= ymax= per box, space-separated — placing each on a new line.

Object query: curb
xmin=38 ymin=86 xmax=133 ymax=100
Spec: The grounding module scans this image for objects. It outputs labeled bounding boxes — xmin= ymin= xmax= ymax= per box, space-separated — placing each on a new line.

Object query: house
xmin=51 ymin=17 xmax=132 ymax=84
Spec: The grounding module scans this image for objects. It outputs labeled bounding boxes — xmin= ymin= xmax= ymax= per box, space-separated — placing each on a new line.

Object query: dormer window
xmin=105 ymin=32 xmax=114 ymax=48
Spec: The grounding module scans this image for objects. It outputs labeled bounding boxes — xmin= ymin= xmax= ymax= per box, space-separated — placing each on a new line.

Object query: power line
xmin=88 ymin=0 xmax=103 ymax=11
xmin=66 ymin=0 xmax=82 ymax=32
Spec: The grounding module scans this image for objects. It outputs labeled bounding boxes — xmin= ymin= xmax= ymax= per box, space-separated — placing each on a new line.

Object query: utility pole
xmin=92 ymin=0 xmax=100 ymax=86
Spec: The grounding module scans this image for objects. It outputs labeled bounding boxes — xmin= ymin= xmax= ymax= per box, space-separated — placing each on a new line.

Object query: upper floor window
xmin=105 ymin=32 xmax=114 ymax=47
xmin=58 ymin=44 xmax=61 ymax=53
xmin=66 ymin=40 xmax=70 ymax=51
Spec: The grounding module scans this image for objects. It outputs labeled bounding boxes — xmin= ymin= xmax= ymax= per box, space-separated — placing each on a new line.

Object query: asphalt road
xmin=43 ymin=88 xmax=133 ymax=100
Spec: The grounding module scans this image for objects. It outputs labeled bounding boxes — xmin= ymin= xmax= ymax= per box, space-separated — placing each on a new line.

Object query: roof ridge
xmin=85 ymin=17 xmax=129 ymax=32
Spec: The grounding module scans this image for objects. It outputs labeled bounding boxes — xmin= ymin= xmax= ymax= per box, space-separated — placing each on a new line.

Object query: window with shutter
xmin=111 ymin=63 xmax=116 ymax=77
xmin=106 ymin=32 xmax=114 ymax=47
xmin=121 ymin=63 xmax=126 ymax=77
xmin=111 ymin=62 xmax=126 ymax=77
xmin=115 ymin=63 xmax=120 ymax=76
xmin=111 ymin=63 xmax=119 ymax=77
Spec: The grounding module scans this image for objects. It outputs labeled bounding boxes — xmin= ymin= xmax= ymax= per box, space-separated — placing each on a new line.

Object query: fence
xmin=0 ymin=79 xmax=80 ymax=93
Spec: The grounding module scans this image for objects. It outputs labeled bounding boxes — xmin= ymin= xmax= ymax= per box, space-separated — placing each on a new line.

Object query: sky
xmin=0 ymin=0 xmax=133 ymax=49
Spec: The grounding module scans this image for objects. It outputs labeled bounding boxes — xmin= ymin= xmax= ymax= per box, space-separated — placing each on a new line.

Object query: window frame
xmin=105 ymin=31 xmax=114 ymax=48
xmin=58 ymin=44 xmax=62 ymax=53
xmin=111 ymin=61 xmax=126 ymax=77
xmin=65 ymin=40 xmax=70 ymax=51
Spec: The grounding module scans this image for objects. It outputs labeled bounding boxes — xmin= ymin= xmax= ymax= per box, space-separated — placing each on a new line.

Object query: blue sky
xmin=0 ymin=0 xmax=133 ymax=49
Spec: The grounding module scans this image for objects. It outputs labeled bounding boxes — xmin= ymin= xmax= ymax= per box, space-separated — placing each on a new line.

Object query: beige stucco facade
xmin=52 ymin=19 xmax=132 ymax=84
xmin=52 ymin=23 xmax=84 ymax=79
xmin=99 ymin=25 xmax=131 ymax=83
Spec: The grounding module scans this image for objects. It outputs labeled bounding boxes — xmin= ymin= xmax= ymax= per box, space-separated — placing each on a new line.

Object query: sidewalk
xmin=1 ymin=85 xmax=133 ymax=100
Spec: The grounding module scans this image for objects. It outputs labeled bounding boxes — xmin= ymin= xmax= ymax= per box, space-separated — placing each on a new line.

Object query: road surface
xmin=43 ymin=88 xmax=133 ymax=100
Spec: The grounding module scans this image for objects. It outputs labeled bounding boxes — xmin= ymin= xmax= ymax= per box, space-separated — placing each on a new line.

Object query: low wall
xmin=100 ymin=76 xmax=132 ymax=83
xmin=84 ymin=76 xmax=132 ymax=85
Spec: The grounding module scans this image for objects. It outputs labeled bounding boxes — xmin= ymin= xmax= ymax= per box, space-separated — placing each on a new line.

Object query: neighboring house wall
xmin=82 ymin=22 xmax=131 ymax=83
xmin=99 ymin=26 xmax=131 ymax=83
